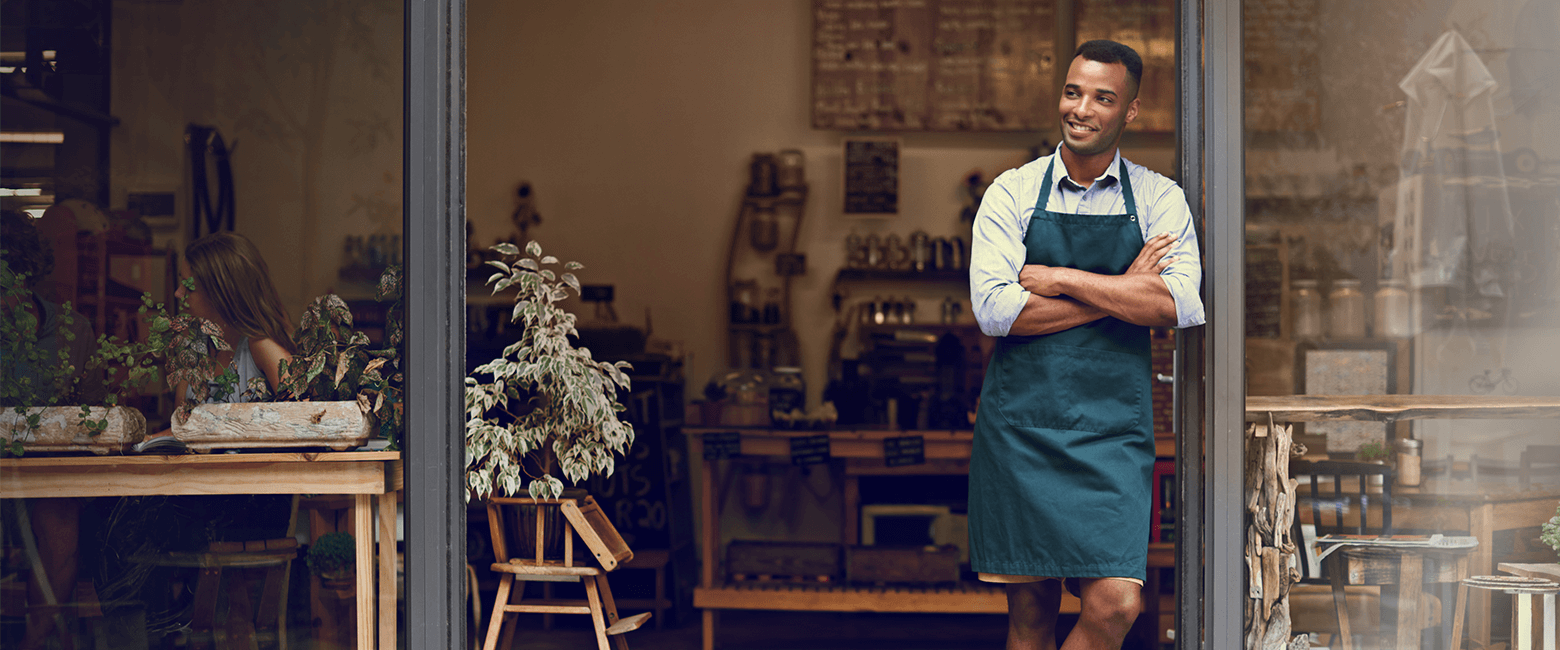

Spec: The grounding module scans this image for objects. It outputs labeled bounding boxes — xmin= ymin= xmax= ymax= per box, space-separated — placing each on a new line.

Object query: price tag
xmin=789 ymin=434 xmax=831 ymax=466
xmin=884 ymin=435 xmax=925 ymax=467
xmin=701 ymin=431 xmax=742 ymax=460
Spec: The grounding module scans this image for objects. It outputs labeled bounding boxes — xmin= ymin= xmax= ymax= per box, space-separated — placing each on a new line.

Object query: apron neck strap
xmin=1035 ymin=156 xmax=1138 ymax=216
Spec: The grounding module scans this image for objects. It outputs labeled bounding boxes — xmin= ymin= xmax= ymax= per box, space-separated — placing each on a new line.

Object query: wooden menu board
xmin=1243 ymin=0 xmax=1321 ymax=132
xmin=813 ymin=0 xmax=1056 ymax=131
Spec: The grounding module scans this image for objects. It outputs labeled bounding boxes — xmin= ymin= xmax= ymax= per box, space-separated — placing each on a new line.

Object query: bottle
xmin=1396 ymin=437 xmax=1422 ymax=487
xmin=776 ymin=149 xmax=806 ymax=189
xmin=1374 ymin=279 xmax=1412 ymax=339
xmin=1327 ymin=279 xmax=1366 ymax=339
xmin=1291 ymin=279 xmax=1323 ymax=339
xmin=769 ymin=367 xmax=806 ymax=416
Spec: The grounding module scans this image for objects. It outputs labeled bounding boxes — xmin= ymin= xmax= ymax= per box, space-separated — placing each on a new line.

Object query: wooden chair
xmin=1289 ymin=459 xmax=1473 ymax=650
xmin=135 ymin=495 xmax=301 ymax=650
xmin=482 ymin=495 xmax=650 ymax=650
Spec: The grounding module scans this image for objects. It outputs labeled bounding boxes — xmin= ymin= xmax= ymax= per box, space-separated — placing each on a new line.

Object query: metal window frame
xmin=405 ymin=0 xmax=467 ymax=647
xmin=1175 ymin=0 xmax=1247 ymax=648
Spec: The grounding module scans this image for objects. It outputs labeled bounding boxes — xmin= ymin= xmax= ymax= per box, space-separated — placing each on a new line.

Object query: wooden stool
xmin=482 ymin=496 xmax=651 ymax=650
xmin=136 ymin=538 xmax=299 ymax=650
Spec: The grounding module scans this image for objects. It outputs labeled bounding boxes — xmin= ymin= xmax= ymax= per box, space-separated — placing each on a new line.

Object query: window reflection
xmin=1245 ymin=0 xmax=1560 ymax=648
xmin=2 ymin=0 xmax=404 ymax=647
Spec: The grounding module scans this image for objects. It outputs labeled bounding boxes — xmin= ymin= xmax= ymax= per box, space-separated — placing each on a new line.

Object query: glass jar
xmin=1328 ymin=279 xmax=1366 ymax=339
xmin=909 ymin=230 xmax=931 ymax=271
xmin=750 ymin=205 xmax=778 ymax=251
xmin=749 ymin=153 xmax=777 ymax=197
xmin=777 ymin=149 xmax=806 ymax=189
xmin=769 ymin=366 xmax=806 ymax=416
xmin=1291 ymin=279 xmax=1323 ymax=339
xmin=1396 ymin=437 xmax=1422 ymax=487
xmin=1373 ymin=279 xmax=1412 ymax=339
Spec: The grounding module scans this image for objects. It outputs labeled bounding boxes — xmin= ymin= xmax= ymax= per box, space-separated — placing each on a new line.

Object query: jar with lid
xmin=1328 ymin=279 xmax=1366 ymax=339
xmin=1374 ymin=279 xmax=1412 ymax=339
xmin=1396 ymin=437 xmax=1422 ymax=487
xmin=769 ymin=366 xmax=806 ymax=417
xmin=749 ymin=153 xmax=777 ymax=197
xmin=776 ymin=149 xmax=806 ymax=189
xmin=1291 ymin=279 xmax=1323 ymax=339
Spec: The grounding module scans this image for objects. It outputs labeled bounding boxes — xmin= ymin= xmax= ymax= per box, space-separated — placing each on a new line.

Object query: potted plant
xmin=1356 ymin=440 xmax=1392 ymax=488
xmin=170 ymin=267 xmax=405 ymax=452
xmin=464 ymin=241 xmax=634 ymax=501
xmin=0 ymin=256 xmax=160 ymax=455
xmin=306 ymin=531 xmax=357 ymax=595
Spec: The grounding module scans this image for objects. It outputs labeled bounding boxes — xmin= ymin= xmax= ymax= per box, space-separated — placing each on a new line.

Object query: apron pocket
xmin=993 ymin=343 xmax=1146 ymax=433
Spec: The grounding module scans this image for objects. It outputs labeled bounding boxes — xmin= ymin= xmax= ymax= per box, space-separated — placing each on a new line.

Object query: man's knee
xmin=1080 ymin=581 xmax=1143 ymax=628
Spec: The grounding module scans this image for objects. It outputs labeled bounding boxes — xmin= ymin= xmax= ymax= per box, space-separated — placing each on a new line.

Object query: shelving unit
xmin=685 ymin=427 xmax=1177 ymax=650
xmin=723 ymin=186 xmax=807 ymax=369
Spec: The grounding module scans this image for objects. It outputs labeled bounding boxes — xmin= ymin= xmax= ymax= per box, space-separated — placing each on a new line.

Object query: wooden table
xmin=1247 ymin=395 xmax=1560 ymax=648
xmin=686 ymin=428 xmax=1174 ymax=650
xmin=0 ymin=451 xmax=401 ymax=650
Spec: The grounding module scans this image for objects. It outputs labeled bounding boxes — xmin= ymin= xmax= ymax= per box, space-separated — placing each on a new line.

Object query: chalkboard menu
xmin=812 ymin=0 xmax=1056 ymax=131
xmin=844 ymin=138 xmax=900 ymax=214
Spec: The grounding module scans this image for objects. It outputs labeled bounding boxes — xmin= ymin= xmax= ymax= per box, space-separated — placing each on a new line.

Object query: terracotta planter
xmin=0 ymin=406 xmax=146 ymax=454
xmin=173 ymin=401 xmax=372 ymax=453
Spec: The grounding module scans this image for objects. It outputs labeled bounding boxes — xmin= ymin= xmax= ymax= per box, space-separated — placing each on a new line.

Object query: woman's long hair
xmin=184 ymin=232 xmax=297 ymax=354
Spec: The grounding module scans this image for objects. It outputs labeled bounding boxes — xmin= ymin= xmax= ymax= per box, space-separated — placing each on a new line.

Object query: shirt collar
xmin=1052 ymin=145 xmax=1122 ymax=192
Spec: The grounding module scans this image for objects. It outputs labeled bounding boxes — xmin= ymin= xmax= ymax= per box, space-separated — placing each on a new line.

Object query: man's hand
xmin=1019 ymin=264 xmax=1068 ymax=297
xmin=1126 ymin=233 xmax=1176 ymax=276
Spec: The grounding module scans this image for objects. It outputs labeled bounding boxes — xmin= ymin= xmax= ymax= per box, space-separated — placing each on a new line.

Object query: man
xmin=967 ymin=40 xmax=1204 ymax=650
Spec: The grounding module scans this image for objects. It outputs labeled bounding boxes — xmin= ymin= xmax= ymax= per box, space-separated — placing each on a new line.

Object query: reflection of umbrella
xmin=1395 ymin=30 xmax=1514 ymax=300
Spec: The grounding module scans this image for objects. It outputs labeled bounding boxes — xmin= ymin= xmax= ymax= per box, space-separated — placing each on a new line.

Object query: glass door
xmin=1234 ymin=0 xmax=1560 ymax=648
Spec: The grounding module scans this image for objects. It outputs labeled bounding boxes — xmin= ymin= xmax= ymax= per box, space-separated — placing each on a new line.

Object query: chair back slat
xmin=1292 ymin=459 xmax=1395 ymax=536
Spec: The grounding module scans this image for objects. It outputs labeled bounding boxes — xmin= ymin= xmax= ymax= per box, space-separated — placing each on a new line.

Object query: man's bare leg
xmin=1060 ymin=578 xmax=1143 ymax=650
xmin=1006 ymin=580 xmax=1063 ymax=650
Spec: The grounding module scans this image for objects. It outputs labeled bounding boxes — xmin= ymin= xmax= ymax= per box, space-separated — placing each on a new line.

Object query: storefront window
xmin=1242 ymin=0 xmax=1560 ymax=648
xmin=2 ymin=1 xmax=409 ymax=647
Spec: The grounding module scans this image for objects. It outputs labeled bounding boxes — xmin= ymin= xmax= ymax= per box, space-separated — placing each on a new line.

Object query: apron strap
xmin=1033 ymin=157 xmax=1139 ymax=217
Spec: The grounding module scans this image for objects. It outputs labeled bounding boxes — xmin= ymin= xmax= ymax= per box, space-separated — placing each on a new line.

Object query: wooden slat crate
xmin=726 ymin=540 xmax=841 ymax=583
xmin=846 ymin=545 xmax=961 ymax=585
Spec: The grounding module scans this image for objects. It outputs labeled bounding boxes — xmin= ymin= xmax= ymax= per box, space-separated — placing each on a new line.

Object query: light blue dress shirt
xmin=970 ymin=147 xmax=1206 ymax=336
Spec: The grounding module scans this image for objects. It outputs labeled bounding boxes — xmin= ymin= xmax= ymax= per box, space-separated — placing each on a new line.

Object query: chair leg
xmin=1326 ymin=555 xmax=1355 ymax=650
xmin=1451 ymin=555 xmax=1470 ymax=650
xmin=594 ymin=575 xmax=629 ymax=650
xmin=482 ymin=574 xmax=513 ymax=650
xmin=582 ymin=574 xmax=612 ymax=650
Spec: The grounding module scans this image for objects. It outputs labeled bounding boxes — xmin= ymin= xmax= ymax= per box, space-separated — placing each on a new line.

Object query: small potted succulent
xmin=464 ymin=241 xmax=634 ymax=501
xmin=1356 ymin=440 xmax=1392 ymax=488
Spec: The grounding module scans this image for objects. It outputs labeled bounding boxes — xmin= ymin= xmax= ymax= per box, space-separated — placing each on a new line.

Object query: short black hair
xmin=1074 ymin=39 xmax=1143 ymax=99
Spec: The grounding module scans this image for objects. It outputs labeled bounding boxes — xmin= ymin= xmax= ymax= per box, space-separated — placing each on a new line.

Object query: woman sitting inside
xmin=135 ymin=231 xmax=296 ymax=451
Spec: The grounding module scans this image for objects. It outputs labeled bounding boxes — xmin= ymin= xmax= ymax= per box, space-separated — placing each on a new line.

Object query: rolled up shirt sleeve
xmin=1140 ymin=177 xmax=1206 ymax=329
xmin=970 ymin=169 xmax=1034 ymax=337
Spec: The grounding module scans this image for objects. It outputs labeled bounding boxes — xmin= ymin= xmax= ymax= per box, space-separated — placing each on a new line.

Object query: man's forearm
xmin=1008 ymin=293 xmax=1108 ymax=336
xmin=1051 ymin=268 xmax=1177 ymax=327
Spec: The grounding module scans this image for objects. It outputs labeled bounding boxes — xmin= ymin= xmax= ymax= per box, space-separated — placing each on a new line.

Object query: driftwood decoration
xmin=1244 ymin=420 xmax=1308 ymax=650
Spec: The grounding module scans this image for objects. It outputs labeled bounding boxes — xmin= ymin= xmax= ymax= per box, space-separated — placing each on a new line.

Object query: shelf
xmin=694 ymin=581 xmax=1018 ymax=614
xmin=835 ymin=268 xmax=969 ymax=283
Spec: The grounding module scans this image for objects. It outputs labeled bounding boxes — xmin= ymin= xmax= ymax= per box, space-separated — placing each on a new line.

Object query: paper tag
xmin=702 ymin=431 xmax=742 ymax=460
xmin=883 ymin=435 xmax=925 ymax=466
xmin=789 ymin=434 xmax=831 ymax=466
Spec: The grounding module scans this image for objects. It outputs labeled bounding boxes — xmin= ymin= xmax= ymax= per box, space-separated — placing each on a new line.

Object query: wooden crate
xmin=846 ymin=545 xmax=960 ymax=585
xmin=726 ymin=540 xmax=841 ymax=582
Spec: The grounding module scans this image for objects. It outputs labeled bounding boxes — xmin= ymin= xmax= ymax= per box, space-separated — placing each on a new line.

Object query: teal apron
xmin=968 ymin=158 xmax=1155 ymax=582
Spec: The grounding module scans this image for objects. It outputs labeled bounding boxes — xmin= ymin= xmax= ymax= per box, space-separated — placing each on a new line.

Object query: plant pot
xmin=0 ymin=406 xmax=146 ymax=454
xmin=505 ymin=488 xmax=589 ymax=561
xmin=319 ymin=571 xmax=355 ymax=599
xmin=172 ymin=401 xmax=372 ymax=453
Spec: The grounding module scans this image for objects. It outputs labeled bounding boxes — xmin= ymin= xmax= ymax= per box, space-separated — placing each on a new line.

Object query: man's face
xmin=1058 ymin=56 xmax=1139 ymax=158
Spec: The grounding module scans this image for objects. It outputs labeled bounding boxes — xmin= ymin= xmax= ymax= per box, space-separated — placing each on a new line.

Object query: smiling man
xmin=967 ymin=40 xmax=1204 ymax=650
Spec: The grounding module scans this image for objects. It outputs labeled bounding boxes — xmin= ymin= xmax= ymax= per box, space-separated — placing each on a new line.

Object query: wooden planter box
xmin=173 ymin=401 xmax=372 ymax=453
xmin=0 ymin=406 xmax=146 ymax=454
xmin=846 ymin=545 xmax=961 ymax=585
